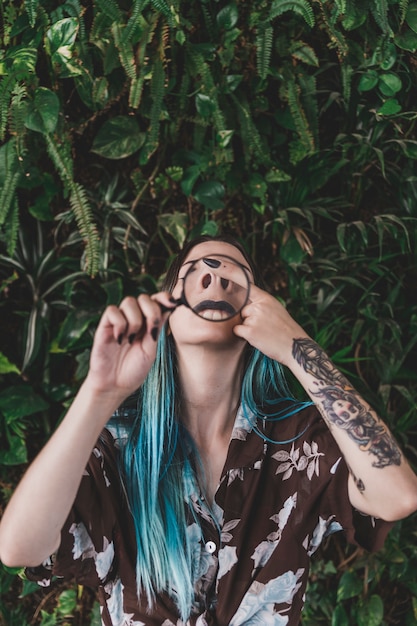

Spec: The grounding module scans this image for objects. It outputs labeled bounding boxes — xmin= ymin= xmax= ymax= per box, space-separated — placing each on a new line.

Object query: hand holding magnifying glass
xmin=161 ymin=254 xmax=251 ymax=322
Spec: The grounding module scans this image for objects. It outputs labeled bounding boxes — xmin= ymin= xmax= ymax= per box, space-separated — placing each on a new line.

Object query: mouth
xmin=192 ymin=299 xmax=236 ymax=320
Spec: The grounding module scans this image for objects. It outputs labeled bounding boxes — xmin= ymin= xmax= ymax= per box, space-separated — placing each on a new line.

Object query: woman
xmin=1 ymin=235 xmax=417 ymax=625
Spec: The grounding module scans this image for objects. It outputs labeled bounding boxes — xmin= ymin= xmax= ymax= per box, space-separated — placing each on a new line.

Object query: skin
xmin=1 ymin=241 xmax=417 ymax=569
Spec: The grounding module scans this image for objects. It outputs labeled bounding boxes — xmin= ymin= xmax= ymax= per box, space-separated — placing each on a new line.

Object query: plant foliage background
xmin=1 ymin=0 xmax=417 ymax=624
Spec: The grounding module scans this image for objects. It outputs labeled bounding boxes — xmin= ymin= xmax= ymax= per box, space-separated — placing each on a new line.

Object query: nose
xmin=201 ymin=272 xmax=229 ymax=290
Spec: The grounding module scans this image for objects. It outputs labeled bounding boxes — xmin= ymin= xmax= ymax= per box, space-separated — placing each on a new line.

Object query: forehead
xmin=182 ymin=241 xmax=250 ymax=268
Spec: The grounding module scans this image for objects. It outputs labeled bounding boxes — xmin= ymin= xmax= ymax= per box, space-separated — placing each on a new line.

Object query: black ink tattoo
xmin=346 ymin=463 xmax=365 ymax=493
xmin=292 ymin=338 xmax=402 ymax=469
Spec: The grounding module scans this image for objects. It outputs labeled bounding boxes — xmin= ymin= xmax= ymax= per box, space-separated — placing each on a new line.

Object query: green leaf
xmin=0 ymin=352 xmax=19 ymax=374
xmin=217 ymin=3 xmax=239 ymax=30
xmin=91 ymin=117 xmax=145 ymax=159
xmin=194 ymin=181 xmax=225 ymax=211
xmin=0 ymin=433 xmax=27 ymax=465
xmin=195 ymin=93 xmax=216 ymax=118
xmin=332 ymin=603 xmax=349 ymax=626
xmin=25 ymin=87 xmax=60 ymax=135
xmin=269 ymin=0 xmax=315 ymax=28
xmin=265 ymin=168 xmax=291 ymax=182
xmin=394 ymin=30 xmax=417 ymax=51
xmin=158 ymin=212 xmax=188 ymax=247
xmin=378 ymin=73 xmax=402 ymax=96
xmin=378 ymin=98 xmax=402 ymax=115
xmin=358 ymin=70 xmax=379 ymax=92
xmin=0 ymin=385 xmax=49 ymax=420
xmin=406 ymin=4 xmax=417 ymax=33
xmin=337 ymin=571 xmax=363 ymax=601
xmin=357 ymin=594 xmax=384 ymax=626
xmin=57 ymin=589 xmax=77 ymax=616
xmin=291 ymin=43 xmax=319 ymax=67
xmin=46 ymin=18 xmax=81 ymax=76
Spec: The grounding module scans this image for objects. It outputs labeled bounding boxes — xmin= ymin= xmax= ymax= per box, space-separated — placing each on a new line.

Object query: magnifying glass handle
xmin=159 ymin=296 xmax=183 ymax=314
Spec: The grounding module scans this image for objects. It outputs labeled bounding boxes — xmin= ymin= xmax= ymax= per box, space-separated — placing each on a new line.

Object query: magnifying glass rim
xmin=181 ymin=253 xmax=251 ymax=322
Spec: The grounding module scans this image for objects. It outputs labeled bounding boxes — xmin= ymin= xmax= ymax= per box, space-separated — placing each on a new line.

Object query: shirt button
xmin=205 ymin=541 xmax=216 ymax=554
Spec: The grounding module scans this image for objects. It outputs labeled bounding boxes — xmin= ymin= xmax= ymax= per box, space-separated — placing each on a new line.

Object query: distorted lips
xmin=193 ymin=299 xmax=236 ymax=320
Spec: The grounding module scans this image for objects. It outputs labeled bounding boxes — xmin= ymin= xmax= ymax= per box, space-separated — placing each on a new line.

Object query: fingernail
xmin=203 ymin=258 xmax=221 ymax=268
xmin=117 ymin=333 xmax=124 ymax=345
xmin=128 ymin=333 xmax=136 ymax=344
xmin=151 ymin=327 xmax=159 ymax=341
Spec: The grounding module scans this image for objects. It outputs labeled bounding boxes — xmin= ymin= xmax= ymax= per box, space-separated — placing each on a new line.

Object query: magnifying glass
xmin=162 ymin=254 xmax=251 ymax=322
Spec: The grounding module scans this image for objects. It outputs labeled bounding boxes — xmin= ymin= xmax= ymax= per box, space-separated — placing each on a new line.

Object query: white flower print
xmin=231 ymin=406 xmax=254 ymax=441
xmin=304 ymin=516 xmax=343 ymax=556
xmin=221 ymin=518 xmax=240 ymax=544
xmin=251 ymin=494 xmax=297 ymax=571
xmin=227 ymin=467 xmax=244 ymax=487
xmin=229 ymin=569 xmax=305 ymax=625
xmin=273 ymin=441 xmax=324 ymax=481
xmin=104 ymin=577 xmax=145 ymax=625
xmin=95 ymin=536 xmax=115 ymax=581
xmin=218 ymin=545 xmax=238 ymax=580
xmin=69 ymin=522 xmax=95 ymax=560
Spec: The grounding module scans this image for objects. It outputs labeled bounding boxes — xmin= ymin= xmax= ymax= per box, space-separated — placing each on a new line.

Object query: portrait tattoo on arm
xmin=292 ymin=338 xmax=402 ymax=470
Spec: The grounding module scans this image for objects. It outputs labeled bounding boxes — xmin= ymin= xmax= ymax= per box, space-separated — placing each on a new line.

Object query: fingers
xmin=97 ymin=292 xmax=176 ymax=346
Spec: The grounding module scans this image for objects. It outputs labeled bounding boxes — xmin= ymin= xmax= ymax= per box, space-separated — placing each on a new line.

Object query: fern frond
xmin=112 ymin=23 xmax=137 ymax=80
xmin=124 ymin=0 xmax=145 ymax=42
xmin=25 ymin=0 xmax=38 ymax=27
xmin=150 ymin=0 xmax=173 ymax=23
xmin=45 ymin=133 xmax=73 ymax=190
xmin=340 ymin=63 xmax=353 ymax=107
xmin=95 ymin=0 xmax=123 ymax=23
xmin=0 ymin=74 xmax=15 ymax=141
xmin=9 ymin=84 xmax=29 ymax=156
xmin=231 ymin=94 xmax=268 ymax=165
xmin=69 ymin=182 xmax=100 ymax=275
xmin=256 ymin=25 xmax=274 ymax=80
xmin=399 ymin=0 xmax=409 ymax=22
xmin=370 ymin=0 xmax=392 ymax=34
xmin=297 ymin=73 xmax=319 ymax=145
xmin=269 ymin=0 xmax=315 ymax=28
xmin=0 ymin=141 xmax=21 ymax=229
xmin=142 ymin=56 xmax=166 ymax=159
xmin=189 ymin=50 xmax=226 ymax=132
xmin=285 ymin=77 xmax=315 ymax=154
xmin=4 ymin=197 xmax=20 ymax=256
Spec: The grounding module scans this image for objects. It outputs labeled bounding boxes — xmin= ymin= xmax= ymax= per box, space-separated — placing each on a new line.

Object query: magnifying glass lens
xmin=182 ymin=254 xmax=250 ymax=321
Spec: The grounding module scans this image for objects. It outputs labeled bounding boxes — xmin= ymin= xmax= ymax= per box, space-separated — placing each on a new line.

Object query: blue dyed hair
xmin=119 ymin=235 xmax=312 ymax=620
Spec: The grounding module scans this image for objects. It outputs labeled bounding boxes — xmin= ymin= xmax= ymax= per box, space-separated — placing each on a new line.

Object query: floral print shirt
xmin=26 ymin=404 xmax=393 ymax=625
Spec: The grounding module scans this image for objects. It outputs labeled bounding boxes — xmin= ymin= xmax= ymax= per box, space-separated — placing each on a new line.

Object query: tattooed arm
xmin=234 ymin=285 xmax=417 ymax=521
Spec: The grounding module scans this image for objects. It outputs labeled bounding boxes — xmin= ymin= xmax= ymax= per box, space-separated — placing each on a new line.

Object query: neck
xmin=176 ymin=343 xmax=246 ymax=449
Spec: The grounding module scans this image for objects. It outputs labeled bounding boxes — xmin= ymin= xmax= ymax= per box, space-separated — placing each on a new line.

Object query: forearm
xmin=289 ymin=337 xmax=417 ymax=521
xmin=0 ymin=379 xmax=126 ymax=567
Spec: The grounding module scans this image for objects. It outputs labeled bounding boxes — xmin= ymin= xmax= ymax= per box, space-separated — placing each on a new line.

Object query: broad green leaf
xmin=216 ymin=130 xmax=234 ymax=148
xmin=280 ymin=234 xmax=305 ymax=265
xmin=53 ymin=310 xmax=96 ymax=351
xmin=337 ymin=571 xmax=363 ymax=601
xmin=394 ymin=30 xmax=417 ymax=51
xmin=0 ymin=385 xmax=49 ymax=420
xmin=224 ymin=74 xmax=243 ymax=92
xmin=217 ymin=3 xmax=239 ymax=30
xmin=57 ymin=589 xmax=77 ymax=616
xmin=0 ymin=352 xmax=19 ymax=374
xmin=92 ymin=117 xmax=145 ymax=159
xmin=0 ymin=433 xmax=27 ymax=465
xmin=358 ymin=70 xmax=378 ymax=92
xmin=200 ymin=220 xmax=219 ymax=236
xmin=25 ymin=87 xmax=60 ymax=134
xmin=265 ymin=168 xmax=291 ymax=182
xmin=332 ymin=603 xmax=349 ymax=626
xmin=406 ymin=4 xmax=417 ymax=33
xmin=194 ymin=181 xmax=225 ymax=211
xmin=47 ymin=17 xmax=79 ymax=56
xmin=195 ymin=93 xmax=216 ymax=118
xmin=158 ymin=212 xmax=188 ymax=247
xmin=357 ymin=594 xmax=384 ymax=626
xmin=378 ymin=73 xmax=402 ymax=96
xmin=378 ymin=98 xmax=402 ymax=115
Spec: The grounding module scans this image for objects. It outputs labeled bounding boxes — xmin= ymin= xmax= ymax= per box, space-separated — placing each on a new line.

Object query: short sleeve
xmin=26 ymin=429 xmax=120 ymax=588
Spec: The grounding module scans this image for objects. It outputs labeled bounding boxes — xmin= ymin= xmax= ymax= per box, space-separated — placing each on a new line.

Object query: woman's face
xmin=168 ymin=241 xmax=253 ymax=347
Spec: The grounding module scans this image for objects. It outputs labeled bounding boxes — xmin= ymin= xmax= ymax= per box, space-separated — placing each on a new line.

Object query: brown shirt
xmin=27 ymin=404 xmax=393 ymax=625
